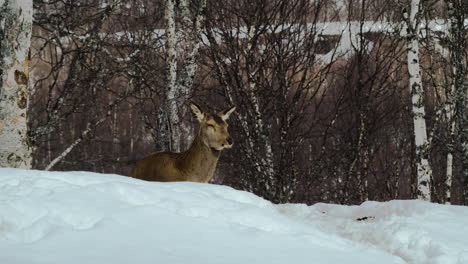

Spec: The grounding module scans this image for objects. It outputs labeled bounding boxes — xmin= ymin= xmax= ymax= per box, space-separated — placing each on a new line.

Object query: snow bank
xmin=279 ymin=201 xmax=468 ymax=264
xmin=0 ymin=169 xmax=466 ymax=264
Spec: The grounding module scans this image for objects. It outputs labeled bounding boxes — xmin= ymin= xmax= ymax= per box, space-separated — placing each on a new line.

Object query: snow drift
xmin=0 ymin=168 xmax=467 ymax=264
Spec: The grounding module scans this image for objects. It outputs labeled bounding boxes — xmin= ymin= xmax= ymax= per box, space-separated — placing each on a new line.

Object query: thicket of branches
xmin=27 ymin=0 xmax=468 ymax=205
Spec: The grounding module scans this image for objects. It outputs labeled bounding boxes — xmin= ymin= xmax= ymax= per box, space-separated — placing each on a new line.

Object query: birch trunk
xmin=176 ymin=0 xmax=206 ymax=150
xmin=179 ymin=0 xmax=206 ymax=88
xmin=349 ymin=112 xmax=370 ymax=202
xmin=159 ymin=0 xmax=178 ymax=152
xmin=446 ymin=152 xmax=453 ymax=203
xmin=444 ymin=68 xmax=456 ymax=205
xmin=446 ymin=0 xmax=467 ymax=205
xmin=405 ymin=0 xmax=432 ymax=201
xmin=461 ymin=79 xmax=468 ymax=205
xmin=245 ymin=28 xmax=276 ymax=194
xmin=159 ymin=0 xmax=205 ymax=153
xmin=0 ymin=0 xmax=33 ymax=169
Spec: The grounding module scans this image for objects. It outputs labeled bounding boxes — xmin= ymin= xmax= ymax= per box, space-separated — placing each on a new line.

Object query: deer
xmin=130 ymin=102 xmax=236 ymax=183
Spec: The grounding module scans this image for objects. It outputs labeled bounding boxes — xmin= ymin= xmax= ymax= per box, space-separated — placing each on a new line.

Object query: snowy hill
xmin=0 ymin=169 xmax=467 ymax=264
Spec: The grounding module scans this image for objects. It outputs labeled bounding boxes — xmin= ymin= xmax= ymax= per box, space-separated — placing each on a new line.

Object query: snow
xmin=1 ymin=169 xmax=467 ymax=264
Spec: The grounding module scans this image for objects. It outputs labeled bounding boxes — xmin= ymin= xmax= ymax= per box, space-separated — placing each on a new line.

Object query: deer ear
xmin=190 ymin=102 xmax=204 ymax=121
xmin=221 ymin=106 xmax=236 ymax=121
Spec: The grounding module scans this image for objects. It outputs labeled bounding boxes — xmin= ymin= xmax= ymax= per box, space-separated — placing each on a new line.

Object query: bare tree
xmin=445 ymin=0 xmax=468 ymax=205
xmin=158 ymin=0 xmax=207 ymax=152
xmin=417 ymin=0 xmax=468 ymax=204
xmin=203 ymin=0 xmax=342 ymax=203
xmin=0 ymin=0 xmax=33 ymax=168
xmin=31 ymin=0 xmax=156 ymax=171
xmin=403 ymin=0 xmax=433 ymax=201
xmin=334 ymin=0 xmax=411 ymax=204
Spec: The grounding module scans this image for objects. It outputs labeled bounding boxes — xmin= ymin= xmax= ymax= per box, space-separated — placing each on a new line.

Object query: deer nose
xmin=226 ymin=137 xmax=233 ymax=145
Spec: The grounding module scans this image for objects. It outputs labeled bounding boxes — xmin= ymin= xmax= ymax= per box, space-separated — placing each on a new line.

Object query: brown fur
xmin=130 ymin=103 xmax=235 ymax=183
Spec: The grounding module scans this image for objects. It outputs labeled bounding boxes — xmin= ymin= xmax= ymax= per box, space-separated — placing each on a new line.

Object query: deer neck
xmin=181 ymin=132 xmax=220 ymax=182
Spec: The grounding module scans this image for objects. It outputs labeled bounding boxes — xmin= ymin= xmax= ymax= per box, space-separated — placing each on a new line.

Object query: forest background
xmin=1 ymin=0 xmax=467 ymax=205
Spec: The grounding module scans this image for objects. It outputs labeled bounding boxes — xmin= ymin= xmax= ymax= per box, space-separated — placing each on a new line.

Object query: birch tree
xmin=203 ymin=0 xmax=337 ymax=202
xmin=403 ymin=0 xmax=433 ymax=201
xmin=0 ymin=0 xmax=33 ymax=169
xmin=445 ymin=0 xmax=468 ymax=204
xmin=462 ymin=79 xmax=468 ymax=205
xmin=439 ymin=0 xmax=468 ymax=204
xmin=158 ymin=0 xmax=206 ymax=152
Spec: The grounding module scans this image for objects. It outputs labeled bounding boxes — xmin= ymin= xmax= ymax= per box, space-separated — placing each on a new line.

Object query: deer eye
xmin=207 ymin=124 xmax=216 ymax=130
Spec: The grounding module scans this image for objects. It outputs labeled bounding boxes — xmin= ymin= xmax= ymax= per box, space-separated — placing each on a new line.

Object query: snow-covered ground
xmin=0 ymin=168 xmax=467 ymax=264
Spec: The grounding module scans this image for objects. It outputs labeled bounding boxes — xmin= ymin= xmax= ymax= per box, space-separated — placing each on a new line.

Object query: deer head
xmin=190 ymin=102 xmax=236 ymax=152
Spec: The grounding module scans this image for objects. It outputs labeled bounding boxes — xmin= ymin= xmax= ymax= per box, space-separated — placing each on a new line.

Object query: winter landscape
xmin=1 ymin=168 xmax=468 ymax=264
xmin=1 ymin=0 xmax=467 ymax=204
xmin=1 ymin=0 xmax=468 ymax=263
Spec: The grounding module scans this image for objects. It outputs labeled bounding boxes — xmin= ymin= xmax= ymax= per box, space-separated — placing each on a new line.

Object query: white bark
xmin=405 ymin=0 xmax=432 ymax=201
xmin=179 ymin=0 xmax=205 ymax=83
xmin=0 ymin=0 xmax=33 ymax=169
xmin=444 ymin=76 xmax=456 ymax=204
xmin=245 ymin=28 xmax=276 ymax=191
xmin=164 ymin=0 xmax=179 ymax=151
xmin=446 ymin=152 xmax=453 ymax=204
xmin=445 ymin=0 xmax=467 ymax=204
xmin=160 ymin=0 xmax=206 ymax=152
xmin=176 ymin=0 xmax=206 ymax=151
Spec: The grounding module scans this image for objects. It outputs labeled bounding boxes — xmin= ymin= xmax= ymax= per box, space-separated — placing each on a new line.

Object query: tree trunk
xmin=446 ymin=0 xmax=467 ymax=205
xmin=159 ymin=0 xmax=178 ymax=152
xmin=444 ymin=69 xmax=457 ymax=205
xmin=405 ymin=0 xmax=432 ymax=201
xmin=0 ymin=0 xmax=33 ymax=169
xmin=461 ymin=79 xmax=468 ymax=205
xmin=158 ymin=0 xmax=206 ymax=153
xmin=244 ymin=28 xmax=276 ymax=198
xmin=176 ymin=0 xmax=206 ymax=151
